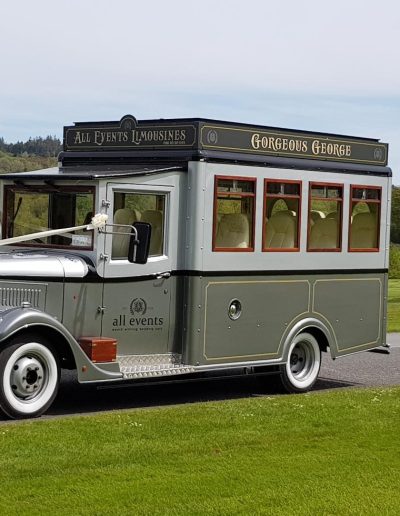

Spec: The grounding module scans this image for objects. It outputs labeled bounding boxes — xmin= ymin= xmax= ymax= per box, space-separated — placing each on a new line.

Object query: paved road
xmin=388 ymin=333 xmax=400 ymax=347
xmin=0 ymin=335 xmax=399 ymax=423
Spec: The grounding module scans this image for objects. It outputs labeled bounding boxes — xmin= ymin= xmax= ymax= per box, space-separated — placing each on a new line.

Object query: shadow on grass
xmin=0 ymin=354 xmax=371 ymax=422
xmin=3 ymin=371 xmax=356 ymax=421
xmin=2 ymin=344 xmax=399 ymax=421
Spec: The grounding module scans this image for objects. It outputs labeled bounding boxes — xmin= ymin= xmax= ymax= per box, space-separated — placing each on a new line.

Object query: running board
xmin=368 ymin=344 xmax=391 ymax=355
xmin=117 ymin=353 xmax=196 ymax=379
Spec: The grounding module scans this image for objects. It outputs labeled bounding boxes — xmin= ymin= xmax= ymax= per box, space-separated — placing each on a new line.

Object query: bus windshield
xmin=3 ymin=185 xmax=95 ymax=249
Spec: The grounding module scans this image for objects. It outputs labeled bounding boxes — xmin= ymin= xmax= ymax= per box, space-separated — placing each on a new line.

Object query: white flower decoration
xmin=87 ymin=213 xmax=108 ymax=229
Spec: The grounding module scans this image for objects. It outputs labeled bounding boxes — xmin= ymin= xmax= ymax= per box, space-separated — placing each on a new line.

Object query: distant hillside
xmin=0 ymin=135 xmax=61 ymax=174
xmin=0 ymin=150 xmax=57 ymax=174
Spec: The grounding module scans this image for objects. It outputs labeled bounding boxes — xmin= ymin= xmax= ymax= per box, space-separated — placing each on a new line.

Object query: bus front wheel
xmin=279 ymin=332 xmax=321 ymax=393
xmin=0 ymin=335 xmax=60 ymax=419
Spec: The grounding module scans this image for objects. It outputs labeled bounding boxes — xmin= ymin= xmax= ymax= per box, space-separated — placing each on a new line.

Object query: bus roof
xmin=59 ymin=115 xmax=389 ymax=169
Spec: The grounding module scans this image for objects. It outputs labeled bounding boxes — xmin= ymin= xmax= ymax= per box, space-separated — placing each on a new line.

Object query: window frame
xmin=3 ymin=184 xmax=96 ymax=251
xmin=348 ymin=184 xmax=381 ymax=253
xmin=111 ymin=190 xmax=168 ymax=260
xmin=262 ymin=179 xmax=302 ymax=252
xmin=307 ymin=182 xmax=344 ymax=252
xmin=212 ymin=175 xmax=256 ymax=252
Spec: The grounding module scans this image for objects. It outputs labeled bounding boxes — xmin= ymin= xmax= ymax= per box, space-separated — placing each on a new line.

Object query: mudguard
xmin=0 ymin=305 xmax=122 ymax=382
xmin=281 ymin=317 xmax=337 ymax=361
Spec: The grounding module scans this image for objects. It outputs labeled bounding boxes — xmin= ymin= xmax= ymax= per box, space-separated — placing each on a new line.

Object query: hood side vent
xmin=0 ymin=284 xmax=46 ymax=310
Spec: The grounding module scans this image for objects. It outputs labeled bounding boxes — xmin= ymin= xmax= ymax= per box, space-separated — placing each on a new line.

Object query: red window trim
xmin=213 ymin=175 xmax=256 ymax=252
xmin=307 ymin=182 xmax=343 ymax=252
xmin=262 ymin=179 xmax=301 ymax=252
xmin=348 ymin=184 xmax=381 ymax=253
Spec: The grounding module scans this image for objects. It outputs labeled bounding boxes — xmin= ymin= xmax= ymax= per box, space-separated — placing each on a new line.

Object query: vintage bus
xmin=0 ymin=115 xmax=391 ymax=419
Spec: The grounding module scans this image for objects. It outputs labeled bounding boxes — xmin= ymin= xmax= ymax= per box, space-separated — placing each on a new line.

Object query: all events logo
xmin=112 ymin=297 xmax=164 ymax=331
xmin=373 ymin=147 xmax=384 ymax=161
xmin=130 ymin=298 xmax=147 ymax=316
xmin=206 ymin=129 xmax=218 ymax=145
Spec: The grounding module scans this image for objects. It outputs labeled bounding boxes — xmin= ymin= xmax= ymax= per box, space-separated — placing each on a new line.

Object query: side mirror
xmin=128 ymin=222 xmax=152 ymax=264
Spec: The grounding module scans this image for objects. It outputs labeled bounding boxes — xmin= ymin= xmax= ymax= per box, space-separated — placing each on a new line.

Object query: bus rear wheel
xmin=280 ymin=332 xmax=321 ymax=393
xmin=0 ymin=335 xmax=60 ymax=419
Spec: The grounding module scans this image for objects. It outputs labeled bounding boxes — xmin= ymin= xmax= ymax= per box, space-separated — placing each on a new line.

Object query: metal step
xmin=117 ymin=353 xmax=196 ymax=379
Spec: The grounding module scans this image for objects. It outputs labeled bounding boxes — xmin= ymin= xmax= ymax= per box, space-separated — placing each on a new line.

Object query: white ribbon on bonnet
xmin=0 ymin=213 xmax=108 ymax=246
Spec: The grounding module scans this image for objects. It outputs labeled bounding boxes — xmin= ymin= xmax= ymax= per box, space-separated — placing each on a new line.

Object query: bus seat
xmin=215 ymin=213 xmax=250 ymax=248
xmin=310 ymin=210 xmax=325 ymax=225
xmin=326 ymin=211 xmax=339 ymax=219
xmin=265 ymin=210 xmax=296 ymax=248
xmin=350 ymin=212 xmax=377 ymax=248
xmin=141 ymin=210 xmax=163 ymax=255
xmin=309 ymin=218 xmax=338 ymax=249
xmin=112 ymin=208 xmax=136 ymax=258
xmin=132 ymin=208 xmax=142 ymax=221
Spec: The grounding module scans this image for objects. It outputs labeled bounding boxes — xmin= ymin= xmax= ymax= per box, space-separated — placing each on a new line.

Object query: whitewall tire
xmin=0 ymin=336 xmax=60 ymax=419
xmin=280 ymin=332 xmax=321 ymax=393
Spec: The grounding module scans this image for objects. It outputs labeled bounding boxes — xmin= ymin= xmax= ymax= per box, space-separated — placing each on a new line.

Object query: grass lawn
xmin=388 ymin=279 xmax=400 ymax=332
xmin=1 ymin=387 xmax=399 ymax=515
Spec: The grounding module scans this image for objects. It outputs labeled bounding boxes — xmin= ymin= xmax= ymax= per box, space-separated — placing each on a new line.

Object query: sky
xmin=1 ymin=0 xmax=400 ymax=183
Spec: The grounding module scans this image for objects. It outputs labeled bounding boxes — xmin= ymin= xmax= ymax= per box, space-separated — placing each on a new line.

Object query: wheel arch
xmin=305 ymin=327 xmax=330 ymax=353
xmin=281 ymin=317 xmax=336 ymax=362
xmin=0 ymin=307 xmax=123 ymax=382
xmin=4 ymin=326 xmax=76 ymax=369
xmin=0 ymin=308 xmax=82 ymax=369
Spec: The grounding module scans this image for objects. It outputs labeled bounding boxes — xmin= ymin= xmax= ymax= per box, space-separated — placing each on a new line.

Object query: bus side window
xmin=308 ymin=183 xmax=343 ymax=251
xmin=213 ymin=176 xmax=256 ymax=251
xmin=112 ymin=192 xmax=166 ymax=260
xmin=263 ymin=180 xmax=301 ymax=251
xmin=349 ymin=186 xmax=381 ymax=251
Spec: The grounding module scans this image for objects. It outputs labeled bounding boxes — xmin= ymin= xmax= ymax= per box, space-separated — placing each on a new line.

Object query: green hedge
xmin=389 ymin=244 xmax=400 ymax=279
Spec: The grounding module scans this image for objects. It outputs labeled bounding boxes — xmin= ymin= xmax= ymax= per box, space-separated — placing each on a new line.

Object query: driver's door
xmin=100 ymin=182 xmax=174 ymax=356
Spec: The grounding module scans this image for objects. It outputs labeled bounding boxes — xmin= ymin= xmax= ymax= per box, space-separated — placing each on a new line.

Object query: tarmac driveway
xmin=0 ymin=335 xmax=399 ymax=423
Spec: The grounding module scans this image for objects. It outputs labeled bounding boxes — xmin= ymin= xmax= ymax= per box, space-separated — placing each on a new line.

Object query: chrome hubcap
xmin=290 ymin=342 xmax=312 ymax=379
xmin=10 ymin=355 xmax=45 ymax=399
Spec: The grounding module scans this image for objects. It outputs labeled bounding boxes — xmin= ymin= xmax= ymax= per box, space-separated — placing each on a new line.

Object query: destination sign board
xmin=64 ymin=115 xmax=197 ymax=151
xmin=63 ymin=115 xmax=389 ymax=167
xmin=199 ymin=124 xmax=388 ymax=166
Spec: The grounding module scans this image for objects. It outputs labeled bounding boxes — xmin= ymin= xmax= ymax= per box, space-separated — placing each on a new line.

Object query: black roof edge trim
xmin=58 ymin=150 xmax=196 ymax=164
xmin=71 ymin=116 xmax=381 ymax=142
xmin=58 ymin=149 xmax=391 ymax=176
xmin=200 ymin=151 xmax=392 ymax=176
xmin=0 ymin=164 xmax=186 ymax=181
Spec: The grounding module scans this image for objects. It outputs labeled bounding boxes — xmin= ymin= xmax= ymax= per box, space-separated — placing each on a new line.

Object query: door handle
xmin=155 ymin=271 xmax=171 ymax=279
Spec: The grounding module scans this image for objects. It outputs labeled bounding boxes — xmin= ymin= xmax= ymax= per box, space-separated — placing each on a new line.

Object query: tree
xmin=391 ymin=186 xmax=400 ymax=244
xmin=0 ymin=135 xmax=61 ymax=157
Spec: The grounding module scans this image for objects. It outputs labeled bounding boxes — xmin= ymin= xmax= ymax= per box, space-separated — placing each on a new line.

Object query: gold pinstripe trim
xmin=200 ymin=124 xmax=387 ymax=165
xmin=312 ymin=278 xmax=382 ymax=352
xmin=203 ymin=279 xmax=311 ymax=361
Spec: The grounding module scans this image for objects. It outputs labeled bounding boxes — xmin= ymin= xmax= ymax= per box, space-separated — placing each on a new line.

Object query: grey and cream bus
xmin=0 ymin=115 xmax=391 ymax=418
